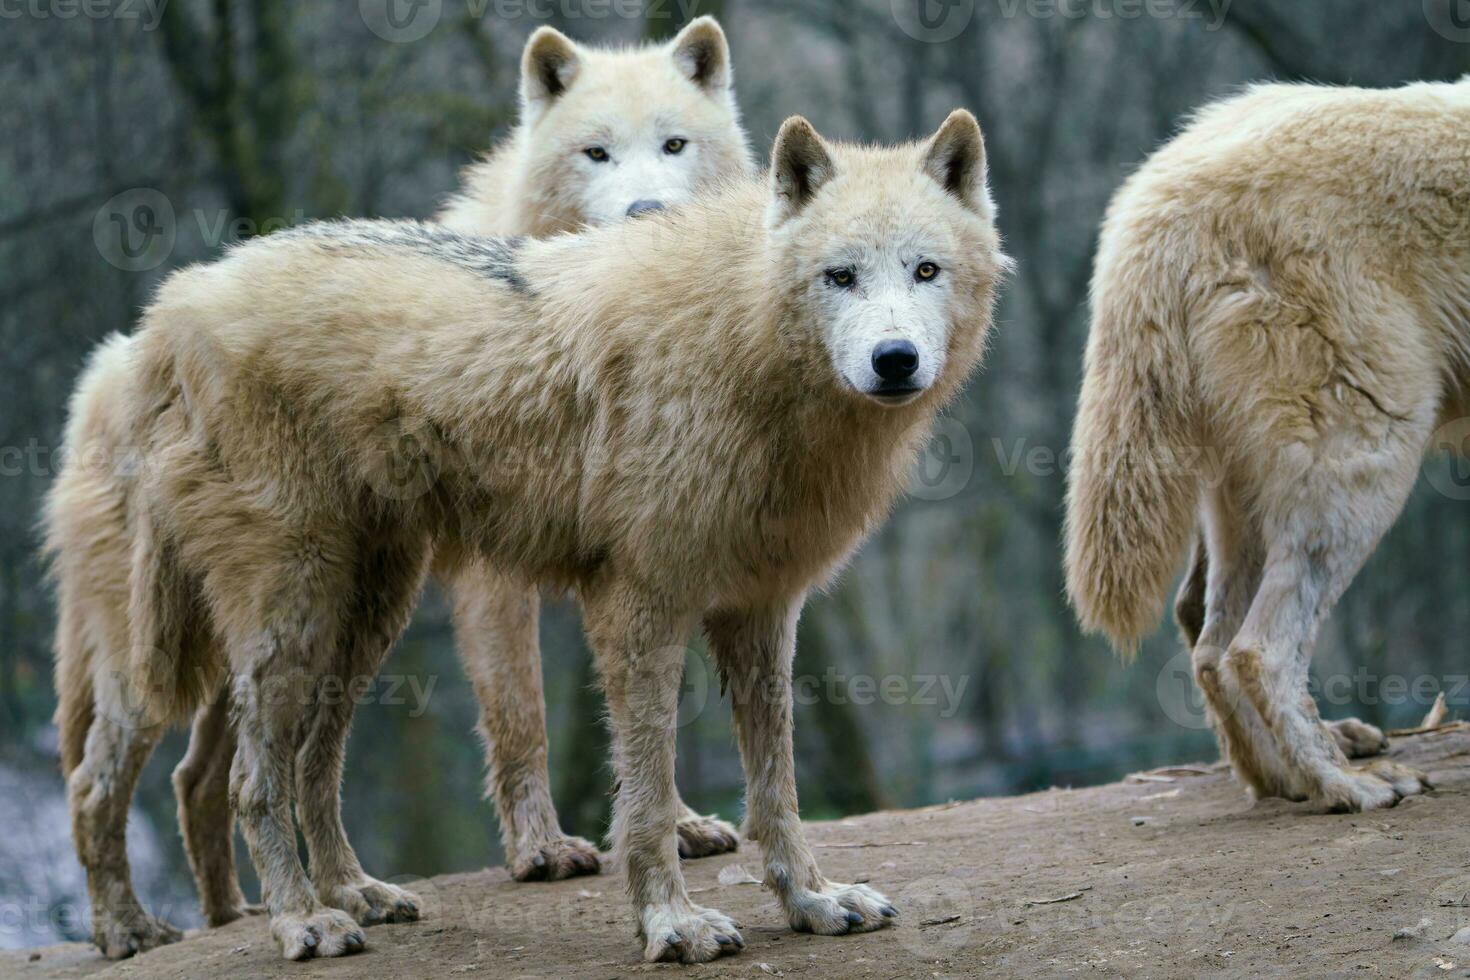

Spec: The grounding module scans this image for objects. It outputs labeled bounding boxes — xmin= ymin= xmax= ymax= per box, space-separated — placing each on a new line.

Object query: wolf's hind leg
xmin=230 ymin=633 xmax=364 ymax=960
xmin=1222 ymin=396 xmax=1435 ymax=812
xmin=297 ymin=534 xmax=430 ymax=927
xmin=446 ymin=560 xmax=600 ymax=882
xmin=70 ymin=667 xmax=181 ymax=959
xmin=174 ymin=686 xmax=260 ymax=926
xmin=1187 ymin=488 xmax=1310 ymax=800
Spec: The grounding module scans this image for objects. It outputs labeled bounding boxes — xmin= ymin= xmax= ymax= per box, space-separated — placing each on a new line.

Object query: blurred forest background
xmin=3 ymin=0 xmax=1469 ymax=949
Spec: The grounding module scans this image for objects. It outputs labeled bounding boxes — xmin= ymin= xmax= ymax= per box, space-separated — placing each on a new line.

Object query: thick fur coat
xmin=49 ymin=112 xmax=1008 ymax=963
xmin=1065 ymin=78 xmax=1470 ymax=813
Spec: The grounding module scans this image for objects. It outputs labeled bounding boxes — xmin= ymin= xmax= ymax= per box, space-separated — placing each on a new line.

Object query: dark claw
xmin=302 ymin=928 xmax=319 ymax=949
xmin=846 ymin=911 xmax=865 ymax=928
xmin=881 ymin=905 xmax=898 ymax=917
xmin=345 ymin=931 xmax=365 ymax=952
xmin=716 ymin=934 xmax=735 ymax=946
xmin=531 ymin=853 xmax=548 ymax=868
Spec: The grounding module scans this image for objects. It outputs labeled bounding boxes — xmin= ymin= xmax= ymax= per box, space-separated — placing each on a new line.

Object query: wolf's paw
xmin=677 ymin=811 xmax=740 ymax=859
xmin=1324 ymin=761 xmax=1432 ymax=813
xmin=510 ymin=834 xmax=602 ymax=882
xmin=95 ymin=909 xmax=183 ymax=960
xmin=783 ymin=879 xmax=898 ymax=935
xmin=1328 ymin=718 xmax=1389 ymax=759
xmin=272 ymin=907 xmax=365 ymax=960
xmin=640 ymin=904 xmax=744 ymax=963
xmin=320 ymin=877 xmax=421 ymax=926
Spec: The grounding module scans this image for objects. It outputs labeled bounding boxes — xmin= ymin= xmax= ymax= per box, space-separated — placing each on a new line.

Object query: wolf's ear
xmin=768 ymin=116 xmax=836 ymax=225
xmin=670 ymin=16 xmax=732 ymax=95
xmin=921 ymin=109 xmax=991 ymax=216
xmin=520 ymin=27 xmax=582 ymax=123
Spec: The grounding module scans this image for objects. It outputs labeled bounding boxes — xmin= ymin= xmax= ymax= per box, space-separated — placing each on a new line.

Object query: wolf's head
xmin=766 ymin=112 xmax=1009 ymax=407
xmin=517 ymin=17 xmax=753 ymax=229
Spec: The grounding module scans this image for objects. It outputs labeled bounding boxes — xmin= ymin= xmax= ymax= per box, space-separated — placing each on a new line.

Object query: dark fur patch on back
xmin=267 ymin=220 xmax=533 ymax=296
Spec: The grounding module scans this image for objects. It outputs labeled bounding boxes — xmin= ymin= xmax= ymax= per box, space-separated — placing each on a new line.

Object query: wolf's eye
xmin=584 ymin=147 xmax=610 ymax=163
xmin=826 ymin=268 xmax=856 ymax=289
xmin=915 ymin=261 xmax=940 ymax=282
xmin=663 ymin=138 xmax=687 ymax=155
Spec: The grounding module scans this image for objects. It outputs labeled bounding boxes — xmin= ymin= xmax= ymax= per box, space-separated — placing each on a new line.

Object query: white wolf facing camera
xmin=439 ymin=16 xmax=752 ymax=234
xmin=49 ymin=108 xmax=1008 ymax=964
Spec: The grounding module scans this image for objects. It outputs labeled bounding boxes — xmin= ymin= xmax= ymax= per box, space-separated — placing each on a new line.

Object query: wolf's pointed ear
xmin=520 ymin=27 xmax=582 ymax=124
xmin=670 ymin=16 xmax=732 ymax=95
xmin=768 ymin=116 xmax=836 ymax=226
xmin=921 ymin=109 xmax=991 ymax=216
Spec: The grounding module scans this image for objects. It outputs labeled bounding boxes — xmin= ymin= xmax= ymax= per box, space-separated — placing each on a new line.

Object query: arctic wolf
xmin=1066 ymin=79 xmax=1470 ymax=813
xmin=48 ymin=110 xmax=1007 ymax=962
xmin=435 ymin=15 xmax=755 ymax=881
xmin=438 ymin=17 xmax=751 ymax=234
xmin=46 ymin=18 xmax=754 ymax=961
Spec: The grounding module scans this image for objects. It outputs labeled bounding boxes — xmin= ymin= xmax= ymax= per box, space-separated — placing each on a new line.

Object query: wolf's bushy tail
xmin=1064 ymin=260 xmax=1200 ymax=658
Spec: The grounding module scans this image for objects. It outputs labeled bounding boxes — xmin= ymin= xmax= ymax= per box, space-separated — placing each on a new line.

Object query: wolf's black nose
xmin=626 ymin=200 xmax=665 ymax=217
xmin=872 ymin=340 xmax=919 ymax=382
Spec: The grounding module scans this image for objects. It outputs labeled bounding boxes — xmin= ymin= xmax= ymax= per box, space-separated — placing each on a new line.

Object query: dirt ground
xmin=9 ymin=728 xmax=1470 ymax=980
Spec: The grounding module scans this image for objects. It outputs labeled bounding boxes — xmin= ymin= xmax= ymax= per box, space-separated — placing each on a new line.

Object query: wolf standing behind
xmin=436 ymin=16 xmax=755 ymax=881
xmin=62 ymin=110 xmax=1007 ymax=962
xmin=44 ymin=16 xmax=755 ymax=962
xmin=1066 ymin=78 xmax=1470 ymax=813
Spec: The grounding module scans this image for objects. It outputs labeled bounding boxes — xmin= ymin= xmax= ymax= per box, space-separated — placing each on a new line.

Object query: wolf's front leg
xmin=583 ymin=585 xmax=743 ymax=964
xmin=706 ymin=603 xmax=898 ymax=936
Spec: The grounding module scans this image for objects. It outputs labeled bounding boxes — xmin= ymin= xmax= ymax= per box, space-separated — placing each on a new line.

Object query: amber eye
xmin=916 ymin=261 xmax=940 ymax=282
xmin=663 ymin=138 xmax=687 ymax=155
xmin=826 ymin=268 xmax=856 ymax=288
xmin=585 ymin=146 xmax=609 ymax=162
